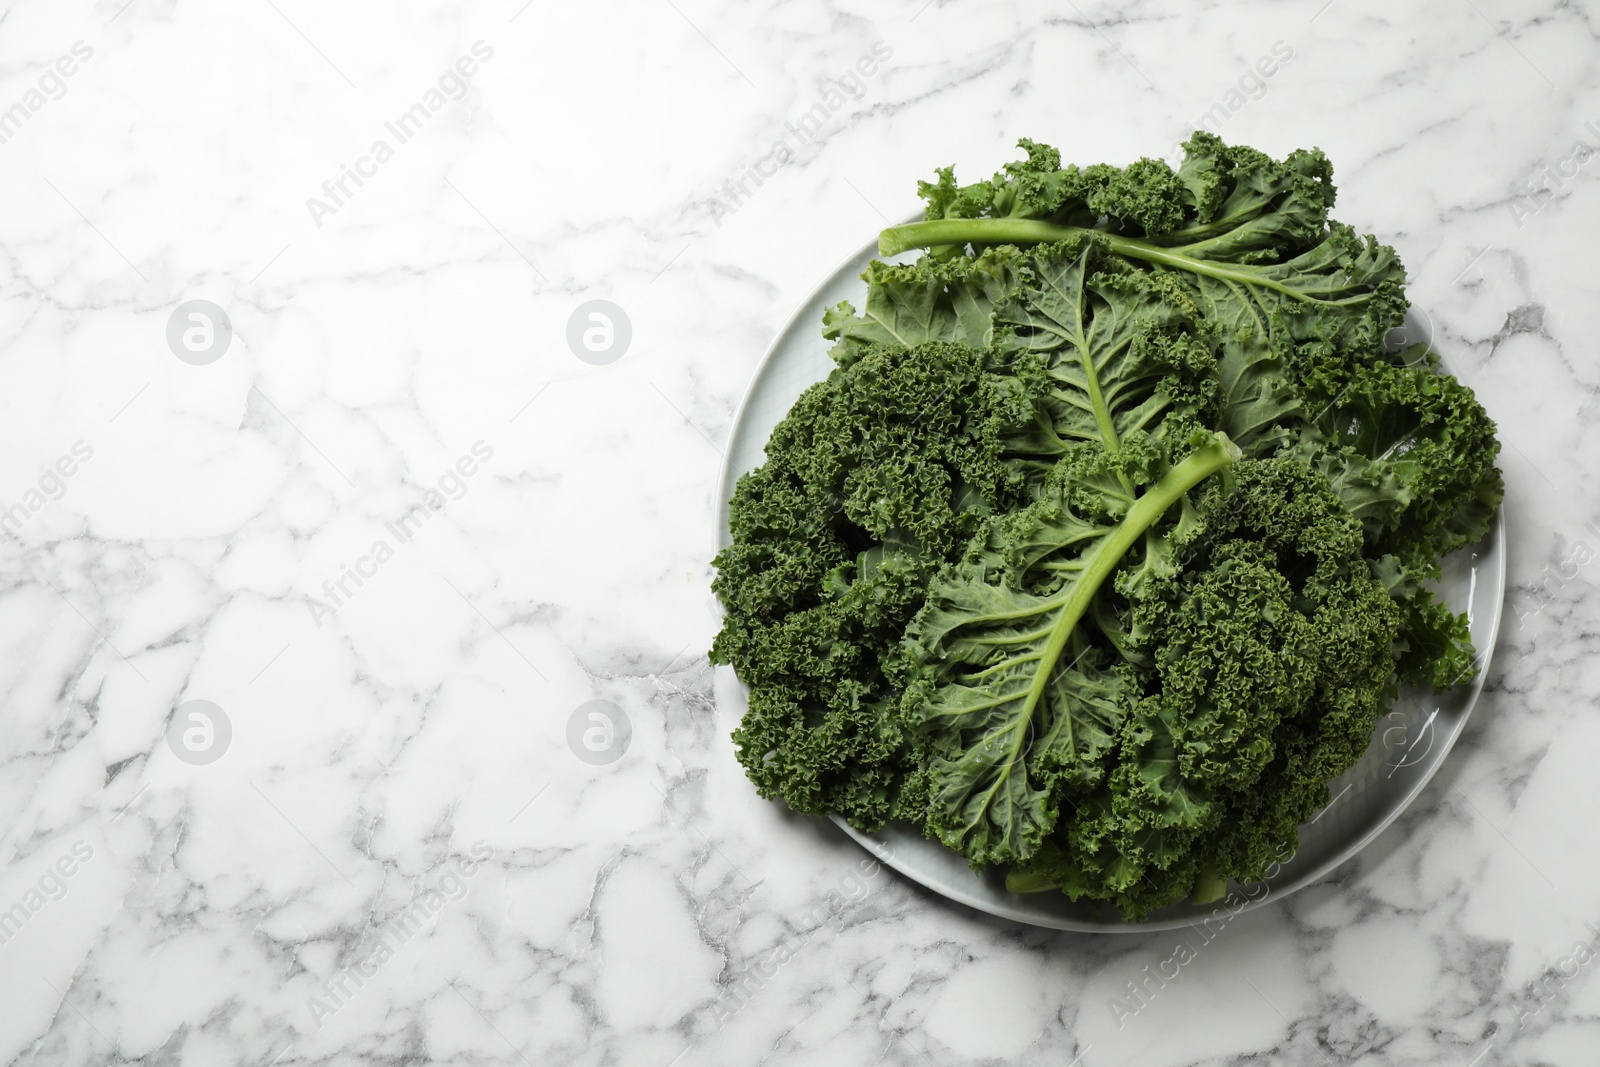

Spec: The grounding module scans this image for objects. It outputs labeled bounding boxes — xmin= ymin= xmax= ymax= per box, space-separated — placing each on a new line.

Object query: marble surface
xmin=1 ymin=0 xmax=1597 ymax=1064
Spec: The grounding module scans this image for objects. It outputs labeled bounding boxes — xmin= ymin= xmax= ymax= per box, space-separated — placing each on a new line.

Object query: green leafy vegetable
xmin=910 ymin=434 xmax=1239 ymax=866
xmin=711 ymin=132 xmax=1503 ymax=921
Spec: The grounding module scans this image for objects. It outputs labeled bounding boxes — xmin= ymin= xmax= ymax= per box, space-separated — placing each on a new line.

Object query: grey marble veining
xmin=0 ymin=0 xmax=1595 ymax=1064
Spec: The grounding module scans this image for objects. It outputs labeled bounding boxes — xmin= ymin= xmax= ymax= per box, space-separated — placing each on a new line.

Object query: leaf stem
xmin=878 ymin=219 xmax=1359 ymax=305
xmin=1190 ymin=866 xmax=1228 ymax=905
xmin=1015 ymin=432 xmax=1242 ymax=729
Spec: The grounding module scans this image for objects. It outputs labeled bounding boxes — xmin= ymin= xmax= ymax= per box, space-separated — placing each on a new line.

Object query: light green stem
xmin=1191 ymin=866 xmax=1228 ymax=905
xmin=1014 ymin=433 xmax=1241 ymax=728
xmin=1005 ymin=869 xmax=1060 ymax=894
xmin=878 ymin=219 xmax=1356 ymax=305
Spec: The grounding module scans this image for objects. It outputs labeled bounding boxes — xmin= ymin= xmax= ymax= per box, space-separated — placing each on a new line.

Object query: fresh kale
xmin=711 ymin=133 xmax=1503 ymax=921
xmin=1003 ymin=457 xmax=1404 ymax=916
xmin=711 ymin=339 xmax=1046 ymax=825
xmin=908 ymin=433 xmax=1239 ymax=868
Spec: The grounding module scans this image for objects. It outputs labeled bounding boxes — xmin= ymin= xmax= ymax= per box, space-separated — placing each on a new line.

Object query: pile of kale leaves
xmin=711 ymin=133 xmax=1503 ymax=920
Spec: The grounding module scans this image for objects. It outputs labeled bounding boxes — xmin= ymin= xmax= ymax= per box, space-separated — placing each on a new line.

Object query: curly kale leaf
xmin=1007 ymin=457 xmax=1401 ymax=919
xmin=903 ymin=131 xmax=1337 ymax=254
xmin=1161 ymin=131 xmax=1337 ymax=258
xmin=712 ymin=339 xmax=1055 ymax=826
xmin=1293 ymin=349 xmax=1503 ymax=562
xmin=906 ymin=435 xmax=1239 ymax=866
xmin=991 ymin=238 xmax=1221 ymax=450
xmin=822 ymin=245 xmax=1033 ymax=367
xmin=916 ymin=137 xmax=1193 ymax=239
xmin=880 ymin=138 xmax=1409 ymax=462
xmin=1289 ymin=347 xmax=1503 ymax=686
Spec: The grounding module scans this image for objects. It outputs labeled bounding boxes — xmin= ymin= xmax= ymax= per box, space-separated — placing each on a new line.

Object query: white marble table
xmin=0 ymin=0 xmax=1595 ymax=1063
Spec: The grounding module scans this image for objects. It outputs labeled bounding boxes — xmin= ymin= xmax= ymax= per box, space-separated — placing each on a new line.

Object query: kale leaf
xmin=712 ymin=133 xmax=1504 ymax=920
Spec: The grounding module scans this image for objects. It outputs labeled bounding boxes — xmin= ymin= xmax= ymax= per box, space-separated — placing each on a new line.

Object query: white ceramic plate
xmin=714 ymin=228 xmax=1505 ymax=933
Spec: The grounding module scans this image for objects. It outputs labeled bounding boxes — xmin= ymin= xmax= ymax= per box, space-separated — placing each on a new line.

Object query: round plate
xmin=714 ymin=227 xmax=1506 ymax=932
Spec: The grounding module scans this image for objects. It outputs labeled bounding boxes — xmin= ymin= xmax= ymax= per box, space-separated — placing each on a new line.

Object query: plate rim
xmin=712 ymin=222 xmax=1506 ymax=932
